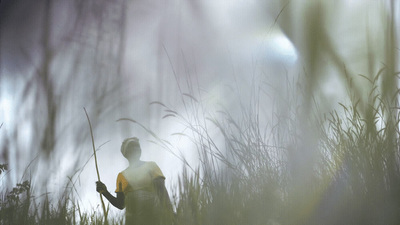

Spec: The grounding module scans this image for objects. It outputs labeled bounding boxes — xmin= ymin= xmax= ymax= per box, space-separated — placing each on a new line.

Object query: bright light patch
xmin=0 ymin=96 xmax=12 ymax=125
xmin=254 ymin=28 xmax=298 ymax=65
xmin=271 ymin=35 xmax=297 ymax=59
xmin=267 ymin=32 xmax=298 ymax=64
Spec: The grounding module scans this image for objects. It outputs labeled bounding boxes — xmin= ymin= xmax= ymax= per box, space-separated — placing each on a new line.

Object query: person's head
xmin=121 ymin=137 xmax=141 ymax=162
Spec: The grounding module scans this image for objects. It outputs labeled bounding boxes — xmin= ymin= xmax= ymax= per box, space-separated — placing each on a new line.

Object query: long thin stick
xmin=84 ymin=108 xmax=108 ymax=223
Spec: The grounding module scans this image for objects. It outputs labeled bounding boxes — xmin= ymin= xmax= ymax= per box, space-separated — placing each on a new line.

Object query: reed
xmin=84 ymin=107 xmax=108 ymax=224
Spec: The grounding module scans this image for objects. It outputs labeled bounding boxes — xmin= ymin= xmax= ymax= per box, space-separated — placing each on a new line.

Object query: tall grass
xmin=3 ymin=64 xmax=398 ymax=225
xmin=0 ymin=164 xmax=123 ymax=225
xmin=135 ymin=67 xmax=399 ymax=225
xmin=1 ymin=1 xmax=399 ymax=224
xmin=1 ymin=68 xmax=399 ymax=225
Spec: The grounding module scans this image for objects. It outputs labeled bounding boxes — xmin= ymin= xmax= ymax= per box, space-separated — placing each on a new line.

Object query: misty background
xmin=1 ymin=0 xmax=399 ymax=222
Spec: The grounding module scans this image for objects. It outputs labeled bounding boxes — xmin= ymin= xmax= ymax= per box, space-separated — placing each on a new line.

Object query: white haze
xmin=1 ymin=0 xmax=397 ymax=218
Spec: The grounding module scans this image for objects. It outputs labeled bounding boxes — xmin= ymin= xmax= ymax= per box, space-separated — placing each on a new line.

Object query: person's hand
xmin=96 ymin=181 xmax=107 ymax=194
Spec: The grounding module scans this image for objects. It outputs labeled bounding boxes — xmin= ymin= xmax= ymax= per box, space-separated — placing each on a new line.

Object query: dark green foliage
xmin=0 ymin=172 xmax=122 ymax=225
xmin=0 ymin=164 xmax=7 ymax=175
xmin=0 ymin=180 xmax=32 ymax=224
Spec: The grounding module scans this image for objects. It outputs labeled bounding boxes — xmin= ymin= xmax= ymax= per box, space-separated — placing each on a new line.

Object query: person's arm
xmin=153 ymin=177 xmax=173 ymax=211
xmin=96 ymin=181 xmax=125 ymax=210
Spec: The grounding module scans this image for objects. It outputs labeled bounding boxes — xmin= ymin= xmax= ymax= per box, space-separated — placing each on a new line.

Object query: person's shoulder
xmin=120 ymin=167 xmax=130 ymax=175
xmin=116 ymin=171 xmax=125 ymax=181
xmin=145 ymin=161 xmax=163 ymax=171
xmin=146 ymin=161 xmax=159 ymax=168
xmin=146 ymin=161 xmax=165 ymax=178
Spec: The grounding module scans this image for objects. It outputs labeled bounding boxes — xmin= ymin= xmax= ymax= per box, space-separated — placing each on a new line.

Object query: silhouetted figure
xmin=96 ymin=137 xmax=174 ymax=225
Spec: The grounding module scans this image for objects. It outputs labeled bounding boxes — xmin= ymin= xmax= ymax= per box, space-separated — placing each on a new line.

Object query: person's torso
xmin=122 ymin=162 xmax=156 ymax=192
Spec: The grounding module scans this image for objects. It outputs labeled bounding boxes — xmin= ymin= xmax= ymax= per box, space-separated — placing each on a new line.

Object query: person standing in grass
xmin=96 ymin=137 xmax=174 ymax=225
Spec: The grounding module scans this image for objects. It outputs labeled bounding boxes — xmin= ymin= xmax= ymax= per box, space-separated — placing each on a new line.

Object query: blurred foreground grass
xmin=2 ymin=69 xmax=399 ymax=225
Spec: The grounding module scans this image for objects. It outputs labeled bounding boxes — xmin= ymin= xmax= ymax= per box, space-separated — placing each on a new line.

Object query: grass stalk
xmin=83 ymin=107 xmax=108 ymax=224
